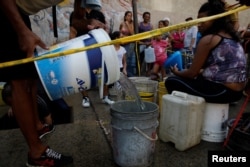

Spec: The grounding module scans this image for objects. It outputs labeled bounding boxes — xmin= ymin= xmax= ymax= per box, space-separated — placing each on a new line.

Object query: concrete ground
xmin=0 ymin=86 xmax=249 ymax=167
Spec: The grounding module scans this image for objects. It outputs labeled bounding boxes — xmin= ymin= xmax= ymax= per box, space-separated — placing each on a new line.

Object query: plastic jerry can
xmin=159 ymin=91 xmax=205 ymax=151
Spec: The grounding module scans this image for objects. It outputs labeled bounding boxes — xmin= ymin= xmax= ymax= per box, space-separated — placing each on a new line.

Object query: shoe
xmin=26 ymin=147 xmax=73 ymax=167
xmin=102 ymin=97 xmax=115 ymax=105
xmin=38 ymin=124 xmax=55 ymax=139
xmin=82 ymin=97 xmax=90 ymax=108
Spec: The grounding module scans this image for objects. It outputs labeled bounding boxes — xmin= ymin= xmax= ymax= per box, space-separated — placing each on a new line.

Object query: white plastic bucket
xmin=110 ymin=100 xmax=159 ymax=167
xmin=35 ymin=29 xmax=119 ymax=100
xmin=201 ymin=103 xmax=229 ymax=142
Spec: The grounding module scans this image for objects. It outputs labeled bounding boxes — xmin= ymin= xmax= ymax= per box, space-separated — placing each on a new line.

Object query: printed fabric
xmin=202 ymin=37 xmax=246 ymax=83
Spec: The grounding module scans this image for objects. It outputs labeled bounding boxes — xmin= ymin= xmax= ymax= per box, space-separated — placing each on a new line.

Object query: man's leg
xmin=11 ymin=79 xmax=47 ymax=158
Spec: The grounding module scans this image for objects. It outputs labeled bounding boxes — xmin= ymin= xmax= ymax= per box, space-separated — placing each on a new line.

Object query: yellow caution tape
xmin=0 ymin=5 xmax=249 ymax=68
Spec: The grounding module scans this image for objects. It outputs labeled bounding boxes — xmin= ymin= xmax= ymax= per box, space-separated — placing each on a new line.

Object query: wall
xmin=30 ymin=0 xmax=250 ymax=47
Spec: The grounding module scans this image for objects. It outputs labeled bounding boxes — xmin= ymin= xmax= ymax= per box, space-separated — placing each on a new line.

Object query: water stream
xmin=115 ymin=73 xmax=146 ymax=112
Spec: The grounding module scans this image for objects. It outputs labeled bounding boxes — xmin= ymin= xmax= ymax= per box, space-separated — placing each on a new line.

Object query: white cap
xmin=163 ymin=17 xmax=170 ymax=22
xmin=81 ymin=0 xmax=102 ymax=10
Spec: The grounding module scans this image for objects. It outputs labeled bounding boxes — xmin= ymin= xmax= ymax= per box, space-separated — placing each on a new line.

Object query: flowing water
xmin=115 ymin=73 xmax=146 ymax=112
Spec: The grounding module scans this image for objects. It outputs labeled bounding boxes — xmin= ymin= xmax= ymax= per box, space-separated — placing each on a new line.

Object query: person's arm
xmin=125 ymin=21 xmax=134 ymax=35
xmin=189 ymin=38 xmax=196 ymax=51
xmin=0 ymin=0 xmax=47 ymax=57
xmin=69 ymin=26 xmax=77 ymax=39
xmin=122 ymin=53 xmax=127 ymax=76
xmin=189 ymin=27 xmax=197 ymax=50
xmin=171 ymin=35 xmax=221 ymax=78
xmin=72 ymin=17 xmax=107 ymax=35
xmin=119 ymin=22 xmax=126 ymax=37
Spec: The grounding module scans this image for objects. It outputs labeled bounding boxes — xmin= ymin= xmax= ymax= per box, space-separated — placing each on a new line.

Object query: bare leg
xmin=81 ymin=89 xmax=88 ymax=97
xmin=11 ymin=79 xmax=47 ymax=158
xmin=43 ymin=113 xmax=53 ymax=125
xmin=150 ymin=64 xmax=160 ymax=80
xmin=160 ymin=66 xmax=167 ymax=79
xmin=152 ymin=63 xmax=160 ymax=75
xmin=102 ymin=85 xmax=114 ymax=104
xmin=103 ymin=85 xmax=109 ymax=97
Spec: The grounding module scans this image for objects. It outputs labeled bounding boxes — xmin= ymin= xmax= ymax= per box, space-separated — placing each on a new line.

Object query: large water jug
xmin=159 ymin=91 xmax=205 ymax=151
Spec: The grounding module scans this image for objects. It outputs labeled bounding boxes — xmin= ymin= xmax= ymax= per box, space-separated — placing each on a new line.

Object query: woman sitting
xmin=165 ymin=0 xmax=247 ymax=103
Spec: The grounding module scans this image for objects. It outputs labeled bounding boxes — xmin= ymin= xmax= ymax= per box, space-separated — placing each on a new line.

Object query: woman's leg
xmin=165 ymin=76 xmax=243 ymax=103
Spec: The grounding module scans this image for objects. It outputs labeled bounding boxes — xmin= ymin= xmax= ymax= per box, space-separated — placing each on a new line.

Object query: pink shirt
xmin=171 ymin=32 xmax=185 ymax=49
xmin=151 ymin=39 xmax=168 ymax=65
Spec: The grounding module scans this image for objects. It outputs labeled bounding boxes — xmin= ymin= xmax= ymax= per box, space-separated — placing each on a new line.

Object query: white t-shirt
xmin=16 ymin=0 xmax=64 ymax=15
xmin=116 ymin=46 xmax=126 ymax=68
xmin=184 ymin=26 xmax=198 ymax=48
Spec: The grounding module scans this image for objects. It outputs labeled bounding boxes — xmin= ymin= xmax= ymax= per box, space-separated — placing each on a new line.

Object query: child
xmin=150 ymin=34 xmax=168 ymax=81
xmin=110 ymin=31 xmax=127 ymax=75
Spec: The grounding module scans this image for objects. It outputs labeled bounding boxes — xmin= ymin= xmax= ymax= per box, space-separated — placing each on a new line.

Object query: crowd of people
xmin=116 ymin=11 xmax=199 ymax=79
xmin=0 ymin=0 xmax=250 ymax=166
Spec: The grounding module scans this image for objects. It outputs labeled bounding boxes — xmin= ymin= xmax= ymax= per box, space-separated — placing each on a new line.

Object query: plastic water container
xmin=201 ymin=103 xmax=229 ymax=142
xmin=164 ymin=51 xmax=183 ymax=71
xmin=158 ymin=81 xmax=167 ymax=114
xmin=159 ymin=91 xmax=205 ymax=151
xmin=35 ymin=29 xmax=119 ymax=100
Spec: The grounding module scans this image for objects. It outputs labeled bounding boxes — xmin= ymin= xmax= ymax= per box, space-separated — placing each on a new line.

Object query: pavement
xmin=0 ymin=85 xmax=249 ymax=167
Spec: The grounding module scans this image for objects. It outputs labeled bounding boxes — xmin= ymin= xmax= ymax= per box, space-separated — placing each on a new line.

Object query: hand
xmin=122 ymin=69 xmax=127 ymax=76
xmin=170 ymin=64 xmax=179 ymax=74
xmin=87 ymin=19 xmax=107 ymax=32
xmin=17 ymin=29 xmax=48 ymax=58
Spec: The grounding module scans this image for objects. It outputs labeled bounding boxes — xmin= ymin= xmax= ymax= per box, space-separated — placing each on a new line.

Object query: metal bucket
xmin=110 ymin=100 xmax=159 ymax=167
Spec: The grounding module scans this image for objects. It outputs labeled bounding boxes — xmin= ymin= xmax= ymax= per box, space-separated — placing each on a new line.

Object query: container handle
xmin=134 ymin=126 xmax=158 ymax=141
xmin=172 ymin=91 xmax=187 ymax=99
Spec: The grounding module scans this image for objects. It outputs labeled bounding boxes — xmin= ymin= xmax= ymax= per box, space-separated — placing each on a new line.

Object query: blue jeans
xmin=124 ymin=43 xmax=136 ymax=77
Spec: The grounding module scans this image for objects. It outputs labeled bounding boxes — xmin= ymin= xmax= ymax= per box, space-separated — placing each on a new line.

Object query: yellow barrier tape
xmin=0 ymin=5 xmax=249 ymax=69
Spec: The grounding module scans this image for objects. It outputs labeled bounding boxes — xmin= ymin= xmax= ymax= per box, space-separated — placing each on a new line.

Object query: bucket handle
xmin=134 ymin=126 xmax=158 ymax=141
xmin=172 ymin=91 xmax=187 ymax=99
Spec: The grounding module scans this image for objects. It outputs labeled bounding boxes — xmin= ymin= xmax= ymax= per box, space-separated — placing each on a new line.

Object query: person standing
xmin=0 ymin=0 xmax=74 ymax=166
xmin=183 ymin=17 xmax=198 ymax=54
xmin=70 ymin=0 xmax=114 ymax=106
xmin=161 ymin=17 xmax=171 ymax=42
xmin=110 ymin=31 xmax=127 ymax=76
xmin=150 ymin=34 xmax=168 ymax=81
xmin=70 ymin=0 xmax=103 ymax=107
xmin=119 ymin=11 xmax=135 ymax=77
xmin=170 ymin=28 xmax=185 ymax=52
xmin=138 ymin=11 xmax=154 ymax=76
